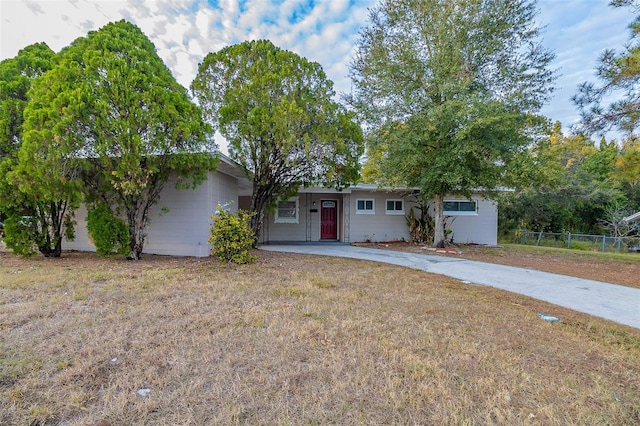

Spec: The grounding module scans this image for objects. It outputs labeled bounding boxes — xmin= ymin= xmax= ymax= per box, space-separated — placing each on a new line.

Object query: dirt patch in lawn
xmin=354 ymin=242 xmax=640 ymax=289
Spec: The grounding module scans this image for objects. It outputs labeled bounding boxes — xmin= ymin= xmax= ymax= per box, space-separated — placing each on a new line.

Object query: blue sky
xmin=0 ymin=0 xmax=635 ymax=146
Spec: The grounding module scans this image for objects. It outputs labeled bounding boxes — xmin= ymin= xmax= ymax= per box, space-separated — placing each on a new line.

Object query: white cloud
xmin=80 ymin=19 xmax=95 ymax=32
xmin=24 ymin=0 xmax=44 ymax=15
xmin=127 ymin=0 xmax=152 ymax=19
xmin=329 ymin=0 xmax=350 ymax=16
xmin=194 ymin=6 xmax=214 ymax=40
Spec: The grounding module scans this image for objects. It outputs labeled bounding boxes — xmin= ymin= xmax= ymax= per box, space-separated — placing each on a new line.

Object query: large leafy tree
xmin=349 ymin=0 xmax=555 ymax=247
xmin=0 ymin=43 xmax=76 ymax=257
xmin=0 ymin=43 xmax=55 ymax=160
xmin=573 ymin=0 xmax=640 ymax=137
xmin=499 ymin=123 xmax=623 ymax=234
xmin=17 ymin=20 xmax=217 ymax=260
xmin=614 ymin=138 xmax=640 ymax=210
xmin=192 ymin=39 xmax=363 ymax=241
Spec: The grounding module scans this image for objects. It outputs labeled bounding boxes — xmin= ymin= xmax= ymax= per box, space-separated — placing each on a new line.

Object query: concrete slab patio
xmin=261 ymin=244 xmax=640 ymax=329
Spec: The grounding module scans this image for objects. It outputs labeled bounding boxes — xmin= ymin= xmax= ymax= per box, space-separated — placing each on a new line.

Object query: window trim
xmin=385 ymin=199 xmax=405 ymax=215
xmin=443 ymin=200 xmax=478 ymax=216
xmin=275 ymin=197 xmax=299 ymax=224
xmin=355 ymin=198 xmax=375 ymax=215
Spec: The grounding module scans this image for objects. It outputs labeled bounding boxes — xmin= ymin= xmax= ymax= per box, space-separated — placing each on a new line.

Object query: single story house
xmin=64 ymin=156 xmax=498 ymax=257
xmin=249 ymin=185 xmax=497 ymax=246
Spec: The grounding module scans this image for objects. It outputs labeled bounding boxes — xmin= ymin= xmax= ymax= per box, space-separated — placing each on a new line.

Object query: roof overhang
xmin=298 ymin=184 xmax=417 ymax=194
xmin=622 ymin=211 xmax=640 ymax=223
xmin=217 ymin=154 xmax=253 ymax=196
xmin=298 ymin=184 xmax=504 ymax=195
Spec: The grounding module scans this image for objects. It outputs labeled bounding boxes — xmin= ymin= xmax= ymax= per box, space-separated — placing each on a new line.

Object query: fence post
xmin=567 ymin=232 xmax=571 ymax=249
xmin=602 ymin=236 xmax=606 ymax=252
xmin=537 ymin=231 xmax=543 ymax=246
xmin=617 ymin=238 xmax=621 ymax=253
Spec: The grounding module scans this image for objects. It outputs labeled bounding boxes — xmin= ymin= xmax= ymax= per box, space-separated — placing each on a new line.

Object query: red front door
xmin=320 ymin=200 xmax=337 ymax=240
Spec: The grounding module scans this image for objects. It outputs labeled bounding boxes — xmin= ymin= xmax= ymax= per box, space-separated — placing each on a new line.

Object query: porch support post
xmin=343 ymin=194 xmax=350 ymax=243
xmin=306 ymin=193 xmax=312 ymax=242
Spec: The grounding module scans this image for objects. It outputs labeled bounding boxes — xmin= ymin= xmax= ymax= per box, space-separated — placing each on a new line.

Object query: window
xmin=322 ymin=201 xmax=336 ymax=208
xmin=275 ymin=197 xmax=299 ymax=223
xmin=385 ymin=199 xmax=404 ymax=215
xmin=356 ymin=199 xmax=375 ymax=214
xmin=443 ymin=200 xmax=477 ymax=215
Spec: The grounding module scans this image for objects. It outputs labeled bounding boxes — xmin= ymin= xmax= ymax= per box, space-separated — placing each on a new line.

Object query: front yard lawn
xmin=1 ymin=250 xmax=639 ymax=424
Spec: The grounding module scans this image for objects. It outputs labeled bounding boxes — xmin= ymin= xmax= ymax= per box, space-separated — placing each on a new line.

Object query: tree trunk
xmin=38 ymin=201 xmax=63 ymax=258
xmin=433 ymin=193 xmax=446 ymax=248
xmin=129 ymin=224 xmax=145 ymax=260
xmin=126 ymin=207 xmax=145 ymax=260
xmin=39 ymin=237 xmax=62 ymax=257
xmin=249 ymin=189 xmax=269 ymax=248
xmin=130 ymin=233 xmax=144 ymax=260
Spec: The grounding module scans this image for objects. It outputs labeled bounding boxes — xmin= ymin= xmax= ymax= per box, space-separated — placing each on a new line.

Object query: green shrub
xmin=567 ymin=241 xmax=590 ymax=251
xmin=3 ymin=215 xmax=40 ymax=257
xmin=2 ymin=212 xmax=75 ymax=258
xmin=209 ymin=206 xmax=256 ymax=264
xmin=86 ymin=204 xmax=130 ymax=257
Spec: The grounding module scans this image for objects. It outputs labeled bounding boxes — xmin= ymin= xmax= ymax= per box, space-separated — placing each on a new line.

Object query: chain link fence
xmin=503 ymin=230 xmax=640 ymax=253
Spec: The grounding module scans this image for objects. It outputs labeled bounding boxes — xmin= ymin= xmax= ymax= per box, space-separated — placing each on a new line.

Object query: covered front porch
xmin=251 ymin=190 xmax=352 ymax=245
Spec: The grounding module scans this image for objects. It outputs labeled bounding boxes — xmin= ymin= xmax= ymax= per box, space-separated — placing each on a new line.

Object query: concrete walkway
xmin=261 ymin=245 xmax=640 ymax=329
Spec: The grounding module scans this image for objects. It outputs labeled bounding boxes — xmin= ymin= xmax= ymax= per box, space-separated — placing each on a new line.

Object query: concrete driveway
xmin=261 ymin=244 xmax=640 ymax=329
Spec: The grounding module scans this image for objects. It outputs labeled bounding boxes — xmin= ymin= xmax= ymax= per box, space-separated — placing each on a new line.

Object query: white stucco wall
xmin=348 ymin=190 xmax=417 ymax=243
xmin=63 ymin=203 xmax=94 ymax=254
xmin=430 ymin=196 xmax=498 ymax=246
xmin=345 ymin=192 xmax=498 ymax=245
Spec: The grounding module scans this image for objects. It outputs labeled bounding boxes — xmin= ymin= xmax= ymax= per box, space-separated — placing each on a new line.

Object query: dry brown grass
xmin=1 ymin=250 xmax=639 ymax=425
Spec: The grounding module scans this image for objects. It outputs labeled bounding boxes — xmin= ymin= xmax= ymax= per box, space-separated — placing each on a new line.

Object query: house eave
xmin=217 ymin=154 xmax=253 ymax=195
xmin=297 ymin=183 xmax=510 ymax=195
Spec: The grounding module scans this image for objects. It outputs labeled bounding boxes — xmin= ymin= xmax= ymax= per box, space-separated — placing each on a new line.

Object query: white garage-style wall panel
xmin=64 ymin=166 xmax=244 ymax=257
xmin=141 ymin=172 xmax=220 ymax=257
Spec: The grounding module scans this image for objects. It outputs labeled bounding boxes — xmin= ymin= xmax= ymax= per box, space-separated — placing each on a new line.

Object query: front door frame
xmin=320 ymin=198 xmax=339 ymax=240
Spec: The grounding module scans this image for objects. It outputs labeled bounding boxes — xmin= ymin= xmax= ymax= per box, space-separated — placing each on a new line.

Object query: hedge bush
xmin=2 ymin=215 xmax=40 ymax=257
xmin=86 ymin=204 xmax=130 ymax=257
xmin=209 ymin=206 xmax=256 ymax=264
